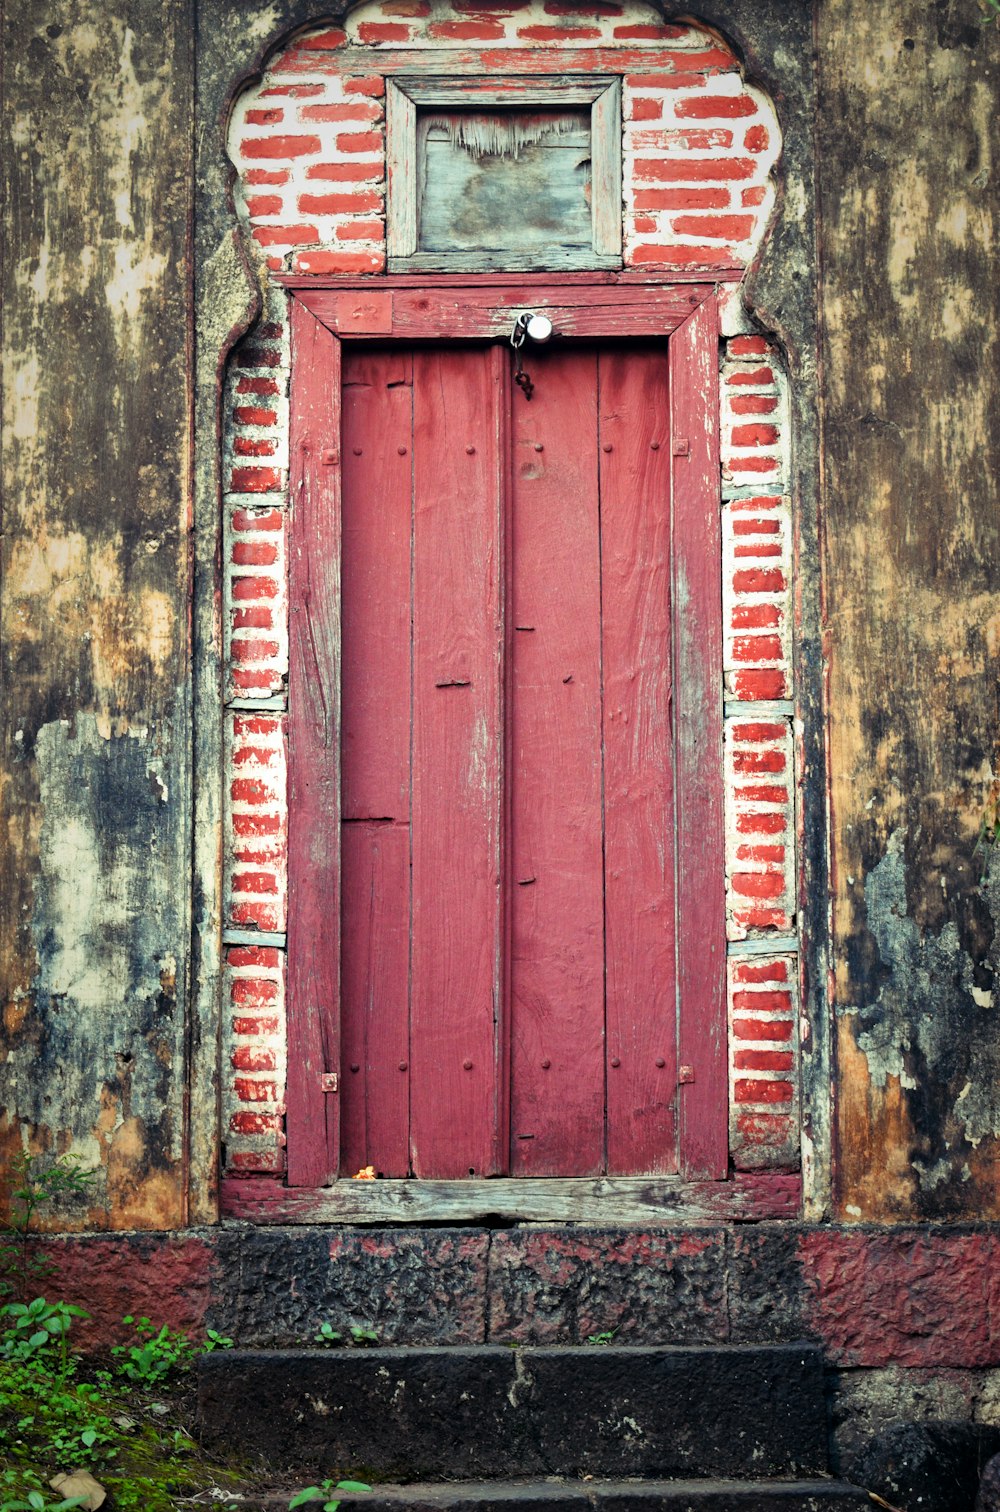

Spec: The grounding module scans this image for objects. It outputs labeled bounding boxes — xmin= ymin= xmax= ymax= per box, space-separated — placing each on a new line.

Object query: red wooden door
xmin=286 ymin=290 xmax=725 ymax=1188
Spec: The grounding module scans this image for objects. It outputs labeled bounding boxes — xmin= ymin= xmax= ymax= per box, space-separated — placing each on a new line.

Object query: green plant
xmin=0 ymin=1492 xmax=87 ymax=1511
xmin=289 ymin=1479 xmax=371 ymax=1510
xmin=349 ymin=1326 xmax=378 ymax=1346
xmin=1 ymin=1300 xmax=89 ymax=1381
xmin=314 ymin=1322 xmax=343 ymax=1346
xmin=981 ymin=0 xmax=1000 ymax=23
xmin=0 ymin=1156 xmax=98 ymax=1303
xmin=204 ymin=1329 xmax=234 ymax=1352
xmin=585 ymin=1329 xmax=617 ymax=1346
xmin=110 ymin=1317 xmax=194 ymax=1385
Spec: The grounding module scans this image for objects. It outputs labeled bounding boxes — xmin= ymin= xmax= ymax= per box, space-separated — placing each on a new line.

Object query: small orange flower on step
xmin=353 ymin=1165 xmax=377 ymax=1180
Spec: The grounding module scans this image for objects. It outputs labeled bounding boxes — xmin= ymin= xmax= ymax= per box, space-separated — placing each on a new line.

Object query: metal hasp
xmin=510 ymin=310 xmax=554 ymax=401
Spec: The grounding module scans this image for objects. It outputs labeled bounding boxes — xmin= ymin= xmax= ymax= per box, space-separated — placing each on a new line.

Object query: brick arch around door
xmin=216 ymin=1 xmax=800 ymax=1219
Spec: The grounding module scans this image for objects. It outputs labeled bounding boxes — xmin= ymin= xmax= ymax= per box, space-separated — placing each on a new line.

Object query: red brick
xmin=261 ymin=84 xmax=325 ymax=98
xmin=235 ymin=436 xmax=276 ymax=457
xmin=231 ymin=467 xmax=282 ymax=494
xmin=246 ymin=108 xmax=283 ymax=125
xmin=730 ymin=398 xmax=777 ymax=420
xmin=731 ymin=340 xmax=772 ymax=370
xmin=735 ymin=1111 xmax=792 ymax=1145
xmin=228 ymin=945 xmax=280 ymax=968
xmin=245 ymin=194 xmax=283 ymax=218
xmin=736 ymin=842 xmax=787 ymax=862
xmin=630 ymin=244 xmax=740 ymax=268
xmin=232 ymin=1046 xmax=278 ymax=1072
xmin=231 ymin=574 xmax=279 ymax=599
xmin=233 ymin=870 xmax=279 ymax=895
xmin=732 ymin=749 xmax=786 ymax=774
xmin=736 ymin=784 xmax=788 ymax=804
xmin=252 ymin=224 xmax=319 ymax=247
xmin=672 ymin=213 xmax=756 ymax=240
xmin=227 ymin=1149 xmax=285 ymax=1172
xmin=626 ymin=72 xmax=707 ymax=90
xmin=233 ymin=714 xmax=281 ymax=737
xmin=742 ymin=185 xmax=768 ymax=207
xmin=731 ymin=670 xmax=787 ymax=701
xmin=232 ymin=744 xmax=278 ymax=766
xmin=298 ymin=190 xmax=383 ymax=215
xmin=735 ymin=1049 xmax=794 ymax=1072
xmin=335 ymin=219 xmax=385 ymax=240
xmin=676 ymin=93 xmax=758 ymax=119
xmin=732 ymin=871 xmax=785 ymax=899
xmin=634 ymin=156 xmax=756 ymax=182
xmin=357 ymin=21 xmax=413 ymax=40
xmin=234 ymin=1078 xmax=279 ymax=1103
xmin=735 ymin=1079 xmax=793 ymax=1104
xmin=429 ymin=18 xmax=506 ymax=36
xmin=733 ymin=1018 xmax=794 ymax=1043
xmin=732 ymin=960 xmax=788 ymax=984
xmin=344 ymin=76 xmax=386 ymax=96
xmin=633 ymin=187 xmax=730 ymax=211
xmin=732 ymin=603 xmax=779 ymax=629
xmin=732 ymin=722 xmax=786 ymax=741
xmin=245 ymin=169 xmax=289 ymax=186
xmin=670 ymin=46 xmax=737 ymax=71
xmin=727 ymin=366 xmax=776 ymax=385
xmin=631 ymin=215 xmax=657 ymax=234
xmin=229 ymin=1111 xmax=282 ymax=1134
xmin=736 ymin=811 xmax=786 ymax=835
xmin=306 ymin=162 xmax=384 ymax=182
xmin=733 ymin=989 xmax=793 ymax=1013
xmin=231 ymin=901 xmax=280 ymax=931
xmin=545 ymin=0 xmax=624 ymax=12
xmin=300 ymin=102 xmax=382 ymax=124
xmin=732 ymin=634 xmax=783 ymax=662
xmin=242 ymin=134 xmax=322 ymax=159
xmin=336 ymin=130 xmax=383 ymax=154
xmin=745 ymin=124 xmax=770 ymax=152
xmin=628 ymin=97 xmax=662 ymax=121
xmin=232 ymin=1016 xmax=281 ymax=1037
xmin=231 ymin=977 xmax=279 ymax=1006
xmin=297 ymin=26 xmax=348 ymax=47
xmin=237 ymin=376 xmax=279 ymax=395
xmin=294 ymin=250 xmax=384 ymax=273
xmin=516 ymin=23 xmax=602 ymax=38
xmin=732 ymin=567 xmax=785 ymax=593
xmin=733 ymin=517 xmax=780 ymax=534
xmin=231 ymin=638 xmax=280 ymax=663
xmin=233 ymin=812 xmax=282 ymax=838
xmin=234 ymin=406 xmax=278 ymax=426
xmin=233 ymin=507 xmax=282 ymax=531
xmin=232 ymin=606 xmax=274 ymax=631
xmin=231 ymin=777 xmax=271 ymax=805
xmin=235 ymin=347 xmax=281 ymax=369
xmin=729 ymin=455 xmax=779 ymax=474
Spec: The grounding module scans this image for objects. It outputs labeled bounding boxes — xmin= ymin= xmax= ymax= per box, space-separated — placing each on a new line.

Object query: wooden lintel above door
xmin=285 ymin=280 xmax=718 ymax=342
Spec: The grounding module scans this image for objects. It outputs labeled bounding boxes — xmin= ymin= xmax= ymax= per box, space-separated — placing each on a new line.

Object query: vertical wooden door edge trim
xmin=286 ymin=296 xmax=342 ymax=1186
xmin=494 ymin=343 xmax=513 ymax=1173
xmin=670 ymin=292 xmax=728 ymax=1182
xmin=386 ymin=82 xmax=417 ymax=258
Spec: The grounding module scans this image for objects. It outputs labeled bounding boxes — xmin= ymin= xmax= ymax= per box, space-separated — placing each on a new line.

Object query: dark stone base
xmin=196 ymin=1344 xmax=828 ymax=1481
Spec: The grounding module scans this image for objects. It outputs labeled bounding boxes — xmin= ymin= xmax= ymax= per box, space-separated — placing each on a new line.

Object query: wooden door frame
xmin=220 ymin=273 xmax=799 ymax=1226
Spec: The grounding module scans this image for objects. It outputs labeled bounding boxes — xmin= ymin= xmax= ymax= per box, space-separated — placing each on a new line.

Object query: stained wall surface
xmin=0 ymin=0 xmax=998 ymax=1227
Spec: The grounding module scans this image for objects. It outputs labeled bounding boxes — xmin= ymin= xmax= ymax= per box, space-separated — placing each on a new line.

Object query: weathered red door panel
xmin=287 ymin=291 xmax=725 ymax=1187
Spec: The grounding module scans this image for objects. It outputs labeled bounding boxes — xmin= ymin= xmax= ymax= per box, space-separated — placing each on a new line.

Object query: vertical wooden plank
xmin=510 ymin=346 xmax=605 ymax=1177
xmin=286 ymin=297 xmax=342 ymax=1186
xmin=671 ymin=294 xmax=727 ymax=1180
xmin=600 ymin=345 xmax=678 ymax=1176
xmin=386 ymin=82 xmax=417 ymax=258
xmin=410 ymin=346 xmax=504 ymax=1178
xmin=339 ymin=348 xmax=413 ymax=1176
xmin=592 ymin=81 xmax=623 ymax=259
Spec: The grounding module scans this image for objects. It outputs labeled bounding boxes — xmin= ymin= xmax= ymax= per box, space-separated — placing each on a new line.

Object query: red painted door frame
xmin=283 ymin=277 xmax=726 ymax=1189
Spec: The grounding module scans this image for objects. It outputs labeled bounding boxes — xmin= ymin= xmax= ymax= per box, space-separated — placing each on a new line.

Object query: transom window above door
xmin=386 ymin=77 xmax=623 ymax=271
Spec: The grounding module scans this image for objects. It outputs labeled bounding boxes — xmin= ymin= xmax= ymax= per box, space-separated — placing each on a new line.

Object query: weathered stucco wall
xmin=818 ymin=0 xmax=1000 ymax=1219
xmin=0 ymin=0 xmax=195 ymax=1227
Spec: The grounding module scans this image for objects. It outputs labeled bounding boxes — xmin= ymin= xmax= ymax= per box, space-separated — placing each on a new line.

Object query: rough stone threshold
xmin=219 ymin=1173 xmax=802 ymax=1226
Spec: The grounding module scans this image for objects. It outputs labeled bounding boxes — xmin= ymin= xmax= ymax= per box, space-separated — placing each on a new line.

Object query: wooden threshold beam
xmin=220 ymin=1173 xmax=801 ymax=1226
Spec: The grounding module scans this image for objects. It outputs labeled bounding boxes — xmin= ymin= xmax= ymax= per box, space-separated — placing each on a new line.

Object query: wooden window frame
xmin=386 ymin=77 xmax=622 ymax=272
xmin=217 ymin=275 xmax=804 ymax=1227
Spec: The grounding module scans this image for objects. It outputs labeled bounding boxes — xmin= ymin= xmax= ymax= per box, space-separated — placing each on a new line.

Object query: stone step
xmin=197 ymin=1344 xmax=830 ymax=1482
xmin=241 ymin=1479 xmax=869 ymax=1511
